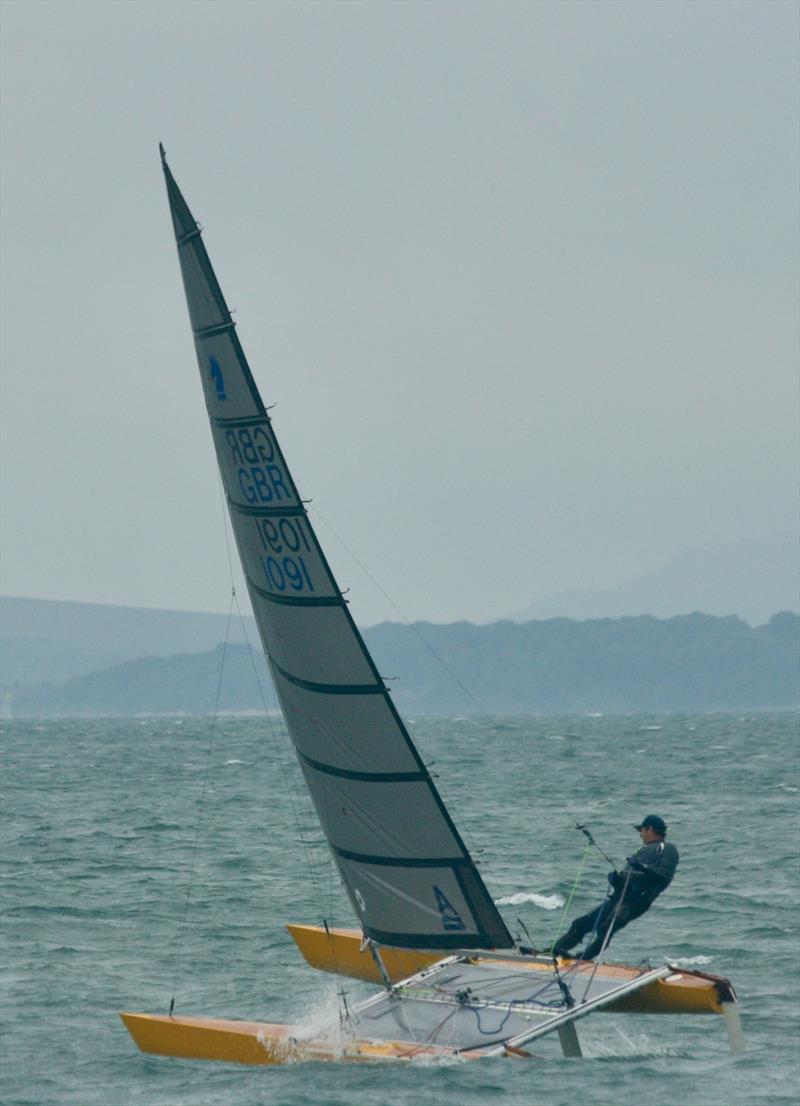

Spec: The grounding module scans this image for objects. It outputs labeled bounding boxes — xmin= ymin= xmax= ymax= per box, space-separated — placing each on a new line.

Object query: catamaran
xmin=121 ymin=148 xmax=743 ymax=1064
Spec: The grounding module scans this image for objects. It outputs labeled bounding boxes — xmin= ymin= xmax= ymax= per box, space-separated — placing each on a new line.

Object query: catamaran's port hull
xmin=286 ymin=924 xmax=731 ymax=1015
xmin=119 ymin=1012 xmax=477 ymax=1065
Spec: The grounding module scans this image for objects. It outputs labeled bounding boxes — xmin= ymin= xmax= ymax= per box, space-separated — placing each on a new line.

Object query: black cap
xmin=635 ymin=814 xmax=667 ymax=836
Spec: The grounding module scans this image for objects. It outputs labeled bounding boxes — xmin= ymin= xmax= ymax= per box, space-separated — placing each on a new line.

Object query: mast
xmin=159 ymin=146 xmax=513 ymax=951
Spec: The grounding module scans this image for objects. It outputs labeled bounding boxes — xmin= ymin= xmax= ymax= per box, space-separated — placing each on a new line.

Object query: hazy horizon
xmin=2 ymin=1 xmax=798 ymax=627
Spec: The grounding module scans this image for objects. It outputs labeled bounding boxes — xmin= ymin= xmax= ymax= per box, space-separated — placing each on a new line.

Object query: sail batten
xmin=177 ymin=227 xmax=203 ymax=246
xmin=194 ymin=321 xmax=236 ymax=338
xmin=333 ymin=849 xmax=471 ymax=867
xmin=251 ymin=589 xmax=344 ymax=609
xmin=297 ymin=753 xmax=425 ymax=783
xmin=229 ymin=503 xmax=306 ymax=519
xmin=161 ymin=150 xmax=514 ymax=952
xmin=212 ymin=415 xmax=275 ymax=429
xmin=270 ymin=664 xmax=382 ymax=695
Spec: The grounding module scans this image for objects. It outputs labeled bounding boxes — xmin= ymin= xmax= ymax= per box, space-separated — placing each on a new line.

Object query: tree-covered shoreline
xmin=5 ymin=612 xmax=797 ymax=717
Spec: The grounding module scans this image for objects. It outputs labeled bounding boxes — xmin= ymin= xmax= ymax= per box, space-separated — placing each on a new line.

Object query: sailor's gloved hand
xmin=626 ymin=856 xmax=645 ymax=871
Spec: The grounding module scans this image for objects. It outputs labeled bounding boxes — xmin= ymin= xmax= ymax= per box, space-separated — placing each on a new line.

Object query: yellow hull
xmin=120 ymin=928 xmax=739 ymax=1065
xmin=122 ymin=938 xmax=741 ymax=1064
xmin=120 ymin=1012 xmax=480 ymax=1065
xmin=286 ymin=924 xmax=730 ymax=1015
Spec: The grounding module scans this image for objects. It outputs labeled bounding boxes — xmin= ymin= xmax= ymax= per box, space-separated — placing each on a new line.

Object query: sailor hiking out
xmin=553 ymin=815 xmax=679 ymax=961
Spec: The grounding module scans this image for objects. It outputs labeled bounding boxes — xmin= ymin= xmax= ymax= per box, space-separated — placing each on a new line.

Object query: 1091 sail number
xmin=255 ymin=516 xmax=320 ymax=594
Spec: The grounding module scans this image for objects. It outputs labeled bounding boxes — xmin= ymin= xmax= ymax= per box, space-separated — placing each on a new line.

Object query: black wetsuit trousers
xmin=553 ymin=896 xmax=649 ymax=961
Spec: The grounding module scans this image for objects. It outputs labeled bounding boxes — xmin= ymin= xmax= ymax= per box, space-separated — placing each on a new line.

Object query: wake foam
xmin=582 ymin=1025 xmax=677 ymax=1060
xmin=280 ymin=983 xmax=346 ymax=1058
xmin=278 ymin=981 xmax=466 ymax=1064
xmin=495 ymin=891 xmax=565 ymax=910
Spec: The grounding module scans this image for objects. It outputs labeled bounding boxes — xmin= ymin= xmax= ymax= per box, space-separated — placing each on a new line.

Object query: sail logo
xmin=433 ymin=886 xmax=466 ymax=931
xmin=209 ymin=356 xmax=226 ymax=401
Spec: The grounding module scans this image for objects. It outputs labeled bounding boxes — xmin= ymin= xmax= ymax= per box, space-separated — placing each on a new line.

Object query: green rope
xmin=548 ymin=844 xmax=592 ymax=954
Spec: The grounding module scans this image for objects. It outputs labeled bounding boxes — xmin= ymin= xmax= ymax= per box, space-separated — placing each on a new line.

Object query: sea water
xmin=1 ymin=712 xmax=798 ymax=1105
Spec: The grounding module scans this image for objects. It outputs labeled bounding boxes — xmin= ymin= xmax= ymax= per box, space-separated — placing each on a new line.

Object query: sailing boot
xmin=552 ymin=922 xmax=583 ymax=958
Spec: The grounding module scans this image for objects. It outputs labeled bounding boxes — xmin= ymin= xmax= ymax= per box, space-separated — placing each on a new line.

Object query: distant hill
xmin=5 ymin=612 xmax=798 ymax=716
xmin=512 ymin=534 xmax=800 ymax=625
xmin=367 ymin=612 xmax=799 ymax=714
xmin=5 ymin=644 xmax=276 ymax=717
xmin=0 ymin=596 xmax=259 ymax=687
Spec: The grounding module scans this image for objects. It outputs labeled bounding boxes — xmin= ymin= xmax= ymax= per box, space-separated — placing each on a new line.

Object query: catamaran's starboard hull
xmin=286 ymin=924 xmax=733 ymax=1016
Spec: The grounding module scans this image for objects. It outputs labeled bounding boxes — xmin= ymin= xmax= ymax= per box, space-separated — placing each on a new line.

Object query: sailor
xmin=552 ymin=815 xmax=679 ymax=961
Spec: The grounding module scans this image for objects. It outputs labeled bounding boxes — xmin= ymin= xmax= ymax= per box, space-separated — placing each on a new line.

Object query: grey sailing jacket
xmin=619 ymin=840 xmax=679 ymax=907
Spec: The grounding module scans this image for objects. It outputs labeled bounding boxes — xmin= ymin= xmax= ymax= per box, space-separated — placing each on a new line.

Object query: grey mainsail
xmin=160 ymin=147 xmax=513 ymax=952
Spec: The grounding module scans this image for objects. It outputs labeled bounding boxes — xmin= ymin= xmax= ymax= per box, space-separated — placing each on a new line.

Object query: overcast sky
xmin=1 ymin=0 xmax=797 ymax=625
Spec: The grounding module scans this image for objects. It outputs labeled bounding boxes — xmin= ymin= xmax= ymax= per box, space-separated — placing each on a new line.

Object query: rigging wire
xmin=548 ymin=843 xmax=592 ymax=954
xmin=212 ymin=473 xmax=350 ymax=1020
xmin=308 ymin=504 xmax=507 ymax=897
xmin=580 ymin=868 xmax=633 ymax=1004
xmin=575 ymin=823 xmax=617 ymax=869
xmin=231 ymin=588 xmax=329 ymax=909
xmin=168 ymin=591 xmax=235 ymax=1016
xmin=168 ymin=539 xmax=354 ymax=1013
xmin=211 ymin=473 xmax=336 ymax=941
xmin=310 ymin=506 xmax=492 ymax=718
xmin=515 ymin=915 xmax=538 ymax=953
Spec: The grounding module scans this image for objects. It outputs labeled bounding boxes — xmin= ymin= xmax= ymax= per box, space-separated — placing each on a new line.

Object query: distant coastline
xmin=2 ymin=598 xmax=797 ymax=717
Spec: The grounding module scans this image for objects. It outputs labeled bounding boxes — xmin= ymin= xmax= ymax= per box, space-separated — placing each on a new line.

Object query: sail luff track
xmin=159 ymin=148 xmax=514 ymax=951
